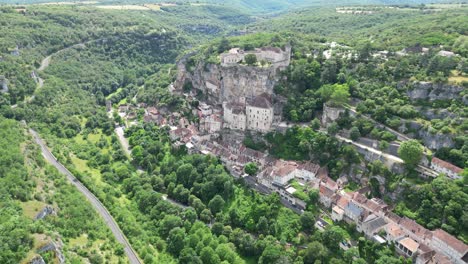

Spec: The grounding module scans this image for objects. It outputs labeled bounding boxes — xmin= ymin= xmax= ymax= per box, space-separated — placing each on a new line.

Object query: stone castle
xmin=220 ymin=45 xmax=291 ymax=69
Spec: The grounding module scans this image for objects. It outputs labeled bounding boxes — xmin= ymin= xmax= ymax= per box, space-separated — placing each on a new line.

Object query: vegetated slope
xmin=251 ymin=6 xmax=467 ymax=50
xmin=0 ymin=117 xmax=125 ymax=263
xmin=0 ymin=0 xmax=453 ymax=13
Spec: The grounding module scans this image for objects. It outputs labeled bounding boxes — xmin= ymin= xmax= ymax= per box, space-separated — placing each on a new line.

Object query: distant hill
xmin=0 ymin=0 xmax=455 ymax=14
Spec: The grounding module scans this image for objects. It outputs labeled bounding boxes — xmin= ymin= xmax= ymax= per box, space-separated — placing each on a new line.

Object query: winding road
xmin=29 ymin=129 xmax=141 ymax=264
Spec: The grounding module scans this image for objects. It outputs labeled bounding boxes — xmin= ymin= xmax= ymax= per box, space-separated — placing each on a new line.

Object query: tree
xmin=244 ymin=162 xmax=258 ymax=176
xmin=218 ymin=38 xmax=230 ymax=53
xmin=398 ymin=140 xmax=424 ymax=167
xmin=167 ymin=227 xmax=185 ymax=256
xmin=302 ymin=241 xmax=328 ymax=263
xmin=327 ymin=122 xmax=339 ymax=135
xmin=244 ymin=54 xmax=257 ymax=65
xmin=300 ymin=211 xmax=316 ymax=232
xmin=310 ymin=118 xmax=321 ymax=131
xmin=350 ymin=127 xmax=361 ymax=141
xmin=259 ymin=245 xmax=286 ymax=264
xmin=329 ymin=84 xmax=350 ymax=106
xmin=200 ymin=247 xmax=221 ymax=264
xmin=323 ymin=226 xmax=347 ymax=251
xmin=208 ymin=195 xmax=225 ymax=214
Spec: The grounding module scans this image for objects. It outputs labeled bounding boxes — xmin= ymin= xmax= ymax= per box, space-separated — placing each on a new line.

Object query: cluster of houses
xmin=258 ymin=160 xmax=467 ymax=263
xmin=197 ymin=139 xmax=269 ymax=176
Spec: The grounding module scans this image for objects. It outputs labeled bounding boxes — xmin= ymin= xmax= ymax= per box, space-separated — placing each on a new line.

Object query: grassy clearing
xmin=448 ymin=70 xmax=468 ymax=85
xmin=21 ymin=200 xmax=47 ymax=219
xmin=69 ymin=234 xmax=89 ymax=247
xmin=70 ymin=155 xmax=103 ymax=185
xmin=21 ymin=234 xmax=51 ymax=264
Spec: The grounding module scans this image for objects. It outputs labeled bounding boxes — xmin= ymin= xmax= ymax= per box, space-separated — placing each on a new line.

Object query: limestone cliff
xmin=175 ymin=58 xmax=282 ymax=105
xmin=402 ymin=81 xmax=467 ymax=105
xmin=400 ymin=120 xmax=455 ymax=149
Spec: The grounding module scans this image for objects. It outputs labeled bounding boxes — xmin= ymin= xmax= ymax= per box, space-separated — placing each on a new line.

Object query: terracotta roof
xmin=365 ymin=199 xmax=385 ymax=213
xmin=322 ymin=176 xmax=337 ymax=190
xmin=336 ymin=194 xmax=350 ymax=209
xmin=353 ymin=192 xmax=368 ymax=205
xmin=424 ymin=251 xmax=452 ymax=264
xmin=386 ymin=212 xmax=402 ymax=223
xmin=332 ymin=205 xmax=344 ymax=215
xmin=386 ymin=222 xmax=404 ymax=239
xmin=399 ymin=217 xmax=432 ymax=241
xmin=275 ymin=162 xmax=297 ymax=177
xmin=433 ymin=229 xmax=468 ymax=255
xmin=320 ymin=185 xmax=335 ymax=198
xmin=399 ymin=237 xmax=419 ymax=252
xmin=298 ymin=162 xmax=320 ymax=174
xmin=431 ymin=157 xmax=463 ymax=174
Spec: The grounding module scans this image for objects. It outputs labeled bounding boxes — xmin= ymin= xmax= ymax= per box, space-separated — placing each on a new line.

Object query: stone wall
xmin=322 ymin=104 xmax=349 ymax=125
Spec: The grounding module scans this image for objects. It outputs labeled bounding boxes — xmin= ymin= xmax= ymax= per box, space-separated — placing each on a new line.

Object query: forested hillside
xmin=0 ymin=117 xmax=125 ymax=263
xmin=252 ymin=6 xmax=467 ymax=50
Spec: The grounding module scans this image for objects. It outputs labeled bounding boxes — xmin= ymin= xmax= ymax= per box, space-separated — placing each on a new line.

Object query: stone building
xmin=430 ymin=229 xmax=468 ymax=264
xmin=430 ymin=157 xmax=463 ymax=179
xmin=220 ymin=45 xmax=291 ymax=68
xmin=223 ymin=95 xmax=274 ymax=133
xmin=246 ymin=95 xmax=274 ymax=133
xmin=222 ymin=101 xmax=246 ymax=131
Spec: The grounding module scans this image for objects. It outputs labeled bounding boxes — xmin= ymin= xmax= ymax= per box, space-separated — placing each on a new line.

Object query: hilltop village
xmin=113 ymin=43 xmax=467 ymax=264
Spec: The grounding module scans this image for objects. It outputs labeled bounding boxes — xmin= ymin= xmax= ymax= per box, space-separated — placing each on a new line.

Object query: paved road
xmin=30 ymin=129 xmax=141 ymax=264
xmin=335 ymin=134 xmax=404 ymax=164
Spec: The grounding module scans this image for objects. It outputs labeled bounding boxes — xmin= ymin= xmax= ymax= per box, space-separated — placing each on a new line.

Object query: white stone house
xmin=246 ymin=96 xmax=274 ymax=133
xmin=331 ymin=205 xmax=345 ymax=222
xmin=430 ymin=157 xmax=463 ymax=179
xmin=223 ymin=101 xmax=246 ymax=131
xmin=344 ymin=201 xmax=364 ymax=224
xmin=430 ymin=229 xmax=468 ymax=264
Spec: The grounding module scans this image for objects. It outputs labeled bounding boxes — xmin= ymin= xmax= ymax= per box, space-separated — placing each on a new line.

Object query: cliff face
xmin=400 ymin=121 xmax=455 ymax=149
xmin=404 ymin=81 xmax=467 ymax=105
xmin=175 ymin=60 xmax=281 ymax=105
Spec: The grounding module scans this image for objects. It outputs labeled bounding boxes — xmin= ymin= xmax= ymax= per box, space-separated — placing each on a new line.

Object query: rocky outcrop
xmin=30 ymin=256 xmax=46 ymax=264
xmin=400 ymin=120 xmax=455 ymax=149
xmin=322 ymin=104 xmax=350 ymax=125
xmin=175 ymin=58 xmax=283 ymax=105
xmin=403 ymin=81 xmax=467 ymax=105
xmin=38 ymin=242 xmax=65 ymax=264
xmin=34 ymin=205 xmax=56 ymax=221
xmin=415 ymin=107 xmax=457 ymax=120
xmin=0 ymin=75 xmax=8 ymax=93
xmin=418 ymin=129 xmax=455 ymax=150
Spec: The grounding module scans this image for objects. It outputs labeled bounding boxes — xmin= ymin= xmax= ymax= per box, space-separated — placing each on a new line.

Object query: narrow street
xmin=29 ymin=128 xmax=141 ymax=264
